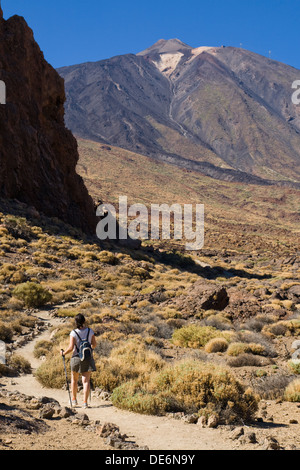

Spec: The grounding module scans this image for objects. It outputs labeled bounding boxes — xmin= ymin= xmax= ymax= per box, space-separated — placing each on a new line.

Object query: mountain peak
xmin=137 ymin=38 xmax=192 ymax=56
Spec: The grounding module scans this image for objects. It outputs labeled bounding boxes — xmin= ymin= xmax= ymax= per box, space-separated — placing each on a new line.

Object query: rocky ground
xmin=1 ymin=382 xmax=300 ymax=451
xmin=1 ymin=305 xmax=300 ymax=451
xmin=0 ymin=389 xmax=144 ymax=451
xmin=0 ymin=202 xmax=299 ymax=451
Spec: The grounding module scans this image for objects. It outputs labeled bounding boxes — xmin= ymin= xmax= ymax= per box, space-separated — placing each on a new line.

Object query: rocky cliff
xmin=0 ymin=7 xmax=96 ymax=234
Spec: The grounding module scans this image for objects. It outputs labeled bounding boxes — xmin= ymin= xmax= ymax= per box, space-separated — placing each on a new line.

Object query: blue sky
xmin=3 ymin=0 xmax=300 ymax=69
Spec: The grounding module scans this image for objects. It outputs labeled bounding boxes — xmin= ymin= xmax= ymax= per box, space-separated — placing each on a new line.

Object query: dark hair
xmin=75 ymin=314 xmax=85 ymax=329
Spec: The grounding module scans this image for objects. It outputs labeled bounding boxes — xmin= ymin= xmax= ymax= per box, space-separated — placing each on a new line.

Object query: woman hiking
xmin=61 ymin=314 xmax=96 ymax=409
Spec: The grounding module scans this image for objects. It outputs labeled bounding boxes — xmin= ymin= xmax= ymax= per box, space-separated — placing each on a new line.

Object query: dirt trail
xmin=1 ymin=310 xmax=235 ymax=450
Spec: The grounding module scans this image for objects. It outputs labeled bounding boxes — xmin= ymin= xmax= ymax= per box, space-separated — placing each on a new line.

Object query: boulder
xmin=262 ymin=436 xmax=281 ymax=450
xmin=287 ymin=285 xmax=300 ymax=302
xmin=207 ymin=414 xmax=219 ymax=428
xmin=197 ymin=416 xmax=207 ymax=428
xmin=291 ymin=340 xmax=300 ymax=351
xmin=58 ymin=407 xmax=73 ymax=419
xmin=291 ymin=350 xmax=300 ymax=361
xmin=39 ymin=405 xmax=55 ymax=420
xmin=230 ymin=427 xmax=244 ymax=440
xmin=168 ymin=281 xmax=229 ymax=316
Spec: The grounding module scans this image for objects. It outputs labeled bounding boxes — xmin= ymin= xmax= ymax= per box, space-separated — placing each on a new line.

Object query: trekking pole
xmin=61 ymin=350 xmax=72 ymax=408
xmin=89 ymin=377 xmax=93 ymax=407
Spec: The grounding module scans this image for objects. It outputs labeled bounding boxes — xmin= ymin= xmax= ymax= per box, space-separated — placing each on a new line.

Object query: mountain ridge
xmin=58 ymin=39 xmax=300 ymax=186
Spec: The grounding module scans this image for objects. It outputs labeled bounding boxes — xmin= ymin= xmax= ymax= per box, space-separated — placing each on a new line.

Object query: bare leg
xmin=71 ymin=371 xmax=79 ymax=402
xmin=82 ymin=372 xmax=91 ymax=405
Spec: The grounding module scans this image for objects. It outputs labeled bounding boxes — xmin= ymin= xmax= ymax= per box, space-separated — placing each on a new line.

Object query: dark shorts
xmin=70 ymin=355 xmax=96 ymax=374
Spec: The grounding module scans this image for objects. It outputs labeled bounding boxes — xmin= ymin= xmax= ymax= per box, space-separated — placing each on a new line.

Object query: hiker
xmin=60 ymin=314 xmax=96 ymax=408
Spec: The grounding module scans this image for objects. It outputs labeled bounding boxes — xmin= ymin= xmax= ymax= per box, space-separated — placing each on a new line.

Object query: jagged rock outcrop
xmin=162 ymin=280 xmax=229 ymax=316
xmin=0 ymin=8 xmax=96 ymax=233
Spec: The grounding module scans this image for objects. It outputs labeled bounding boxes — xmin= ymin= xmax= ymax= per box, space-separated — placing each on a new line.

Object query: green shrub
xmin=35 ymin=355 xmax=66 ymax=388
xmin=34 ymin=340 xmax=53 ymax=358
xmin=227 ymin=342 xmax=265 ymax=357
xmin=227 ymin=353 xmax=265 ymax=368
xmin=8 ymin=355 xmax=31 ymax=374
xmin=111 ymin=381 xmax=166 ymax=415
xmin=111 ymin=360 xmax=258 ymax=423
xmin=288 ymin=361 xmax=300 ymax=375
xmin=205 ymin=337 xmax=229 ymax=353
xmin=12 ymin=282 xmax=52 ymax=308
xmin=55 ymin=308 xmax=79 ymax=318
xmin=284 ymin=379 xmax=300 ymax=402
xmin=263 ymin=320 xmax=300 ymax=337
xmin=172 ymin=325 xmax=230 ymax=349
xmin=98 ymin=251 xmax=118 ymax=265
xmin=93 ymin=341 xmax=165 ymax=392
xmin=118 ymin=265 xmax=151 ymax=280
xmin=3 ymin=216 xmax=36 ymax=241
xmin=0 ymin=364 xmax=9 ymax=377
xmin=0 ymin=322 xmax=13 ymax=342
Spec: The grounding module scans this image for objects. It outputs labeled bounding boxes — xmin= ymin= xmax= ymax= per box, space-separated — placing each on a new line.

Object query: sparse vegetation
xmin=12 ymin=282 xmax=52 ymax=308
xmin=172 ymin=325 xmax=231 ymax=349
xmin=92 ymin=341 xmax=165 ymax=392
xmin=35 ymin=354 xmax=66 ymax=388
xmin=227 ymin=342 xmax=265 ymax=357
xmin=0 ymin=195 xmax=299 ymax=437
xmin=8 ymin=354 xmax=31 ymax=374
xmin=34 ymin=340 xmax=53 ymax=358
xmin=111 ymin=360 xmax=259 ymax=423
xmin=3 ymin=215 xmax=36 ymax=242
xmin=284 ymin=379 xmax=300 ymax=402
xmin=204 ymin=337 xmax=229 ymax=353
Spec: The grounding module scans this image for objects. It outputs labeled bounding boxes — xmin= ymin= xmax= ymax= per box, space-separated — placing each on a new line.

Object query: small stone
xmin=262 ymin=436 xmax=281 ymax=450
xmin=197 ymin=416 xmax=207 ymax=428
xmin=27 ymin=399 xmax=42 ymax=410
xmin=291 ymin=340 xmax=300 ymax=350
xmin=40 ymin=396 xmax=60 ymax=407
xmin=96 ymin=422 xmax=120 ymax=438
xmin=230 ymin=427 xmax=244 ymax=440
xmin=113 ymin=440 xmax=124 ymax=449
xmin=207 ymin=415 xmax=218 ymax=428
xmin=59 ymin=406 xmax=73 ymax=418
xmin=291 ymin=350 xmax=300 ymax=360
xmin=105 ymin=436 xmax=116 ymax=447
xmin=39 ymin=405 xmax=55 ymax=420
xmin=246 ymin=432 xmax=257 ymax=444
xmin=183 ymin=414 xmax=198 ymax=424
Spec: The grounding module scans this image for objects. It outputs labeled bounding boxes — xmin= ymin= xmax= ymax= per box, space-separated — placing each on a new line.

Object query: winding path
xmin=2 ymin=310 xmax=235 ymax=450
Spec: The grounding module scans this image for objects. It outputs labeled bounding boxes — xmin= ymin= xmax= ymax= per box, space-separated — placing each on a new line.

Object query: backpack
xmin=74 ymin=328 xmax=92 ymax=362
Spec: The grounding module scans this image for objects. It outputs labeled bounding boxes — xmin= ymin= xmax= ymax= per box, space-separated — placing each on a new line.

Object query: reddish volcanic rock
xmin=0 ymin=7 xmax=96 ymax=233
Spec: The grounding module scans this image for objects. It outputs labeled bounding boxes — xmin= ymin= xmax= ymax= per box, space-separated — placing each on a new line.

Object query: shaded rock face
xmin=164 ymin=280 xmax=229 ymax=316
xmin=0 ymin=9 xmax=96 ymax=234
